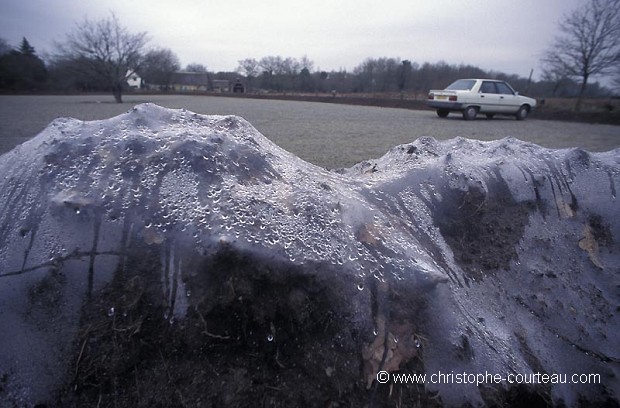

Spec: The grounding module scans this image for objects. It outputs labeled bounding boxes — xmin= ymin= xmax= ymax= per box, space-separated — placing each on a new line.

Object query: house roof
xmin=212 ymin=79 xmax=229 ymax=87
xmin=171 ymin=72 xmax=210 ymax=86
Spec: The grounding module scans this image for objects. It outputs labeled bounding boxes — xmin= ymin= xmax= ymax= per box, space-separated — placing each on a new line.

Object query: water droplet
xmin=266 ymin=334 xmax=274 ymax=342
xmin=357 ymin=283 xmax=364 ymax=291
xmin=107 ymin=307 xmax=115 ymax=317
xmin=414 ymin=336 xmax=421 ymax=348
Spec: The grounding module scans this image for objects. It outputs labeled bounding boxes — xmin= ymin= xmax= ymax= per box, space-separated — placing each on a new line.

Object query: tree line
xmin=0 ymin=38 xmax=611 ymax=101
xmin=235 ymin=56 xmax=611 ymax=99
xmin=1 ymin=0 xmax=618 ymax=109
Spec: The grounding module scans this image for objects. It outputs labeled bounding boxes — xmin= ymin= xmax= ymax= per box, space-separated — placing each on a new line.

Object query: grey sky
xmin=1 ymin=0 xmax=584 ymax=78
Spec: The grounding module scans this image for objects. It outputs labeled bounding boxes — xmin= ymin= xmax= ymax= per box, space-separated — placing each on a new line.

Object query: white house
xmin=126 ymin=71 xmax=142 ymax=89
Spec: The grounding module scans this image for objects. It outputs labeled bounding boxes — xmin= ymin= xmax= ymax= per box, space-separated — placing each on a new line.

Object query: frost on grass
xmin=0 ymin=104 xmax=618 ymax=407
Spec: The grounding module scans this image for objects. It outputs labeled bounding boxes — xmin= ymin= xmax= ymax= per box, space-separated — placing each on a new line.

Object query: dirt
xmin=41 ymin=176 xmax=558 ymax=407
xmin=434 ymin=182 xmax=534 ymax=282
xmin=587 ymin=214 xmax=614 ymax=248
xmin=49 ymin=244 xmax=444 ymax=408
xmin=42 ymin=239 xmax=559 ymax=407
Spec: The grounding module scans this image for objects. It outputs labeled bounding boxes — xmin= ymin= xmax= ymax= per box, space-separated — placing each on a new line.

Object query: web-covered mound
xmin=347 ymin=136 xmax=620 ymax=406
xmin=0 ymin=104 xmax=618 ymax=407
xmin=0 ymin=104 xmax=442 ymax=406
xmin=0 ymin=103 xmax=441 ymax=284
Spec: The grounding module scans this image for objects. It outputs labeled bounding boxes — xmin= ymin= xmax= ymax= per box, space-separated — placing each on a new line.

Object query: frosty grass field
xmin=0 ymin=94 xmax=618 ymax=169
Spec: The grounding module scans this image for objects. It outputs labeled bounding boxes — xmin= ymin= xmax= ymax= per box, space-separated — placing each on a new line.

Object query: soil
xmin=51 ymin=244 xmax=441 ymax=408
xmin=44 ymin=239 xmax=557 ymax=408
xmin=434 ymin=182 xmax=534 ymax=282
xmin=42 ymin=171 xmax=559 ymax=407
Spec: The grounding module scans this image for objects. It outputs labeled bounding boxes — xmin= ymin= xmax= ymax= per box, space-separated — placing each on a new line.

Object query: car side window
xmin=480 ymin=82 xmax=497 ymax=94
xmin=496 ymin=82 xmax=514 ymax=95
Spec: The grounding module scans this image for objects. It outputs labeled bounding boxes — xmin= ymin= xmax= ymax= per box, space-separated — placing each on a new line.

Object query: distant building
xmin=233 ymin=80 xmax=245 ymax=93
xmin=126 ymin=72 xmax=142 ymax=89
xmin=211 ymin=79 xmax=230 ymax=93
xmin=170 ymin=72 xmax=210 ymax=92
xmin=142 ymin=72 xmax=238 ymax=93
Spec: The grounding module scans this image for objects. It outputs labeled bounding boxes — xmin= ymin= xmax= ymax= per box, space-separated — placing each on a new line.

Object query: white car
xmin=427 ymin=79 xmax=536 ymax=120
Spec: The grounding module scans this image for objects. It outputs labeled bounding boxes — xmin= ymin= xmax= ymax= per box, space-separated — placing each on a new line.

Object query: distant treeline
xmin=229 ymin=56 xmax=613 ymax=98
xmin=0 ymin=38 xmax=612 ymax=99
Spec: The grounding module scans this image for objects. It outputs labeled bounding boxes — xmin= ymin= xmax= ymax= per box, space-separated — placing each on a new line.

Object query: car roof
xmin=460 ymin=79 xmax=505 ymax=82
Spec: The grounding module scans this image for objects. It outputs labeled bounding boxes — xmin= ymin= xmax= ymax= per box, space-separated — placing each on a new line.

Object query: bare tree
xmin=237 ymin=58 xmax=260 ymax=77
xmin=398 ymin=60 xmax=412 ymax=97
xmin=139 ymin=47 xmax=180 ymax=90
xmin=258 ymin=56 xmax=284 ymax=90
xmin=542 ymin=0 xmax=620 ymax=111
xmin=259 ymin=56 xmax=283 ymax=76
xmin=279 ymin=57 xmax=300 ymax=76
xmin=185 ymin=63 xmax=207 ymax=72
xmin=353 ymin=57 xmax=403 ymax=93
xmin=56 ymin=13 xmax=148 ymax=103
xmin=613 ymin=64 xmax=620 ymax=92
xmin=237 ymin=58 xmax=260 ymax=91
xmin=541 ymin=65 xmax=572 ymax=97
xmin=299 ymin=55 xmax=314 ymax=72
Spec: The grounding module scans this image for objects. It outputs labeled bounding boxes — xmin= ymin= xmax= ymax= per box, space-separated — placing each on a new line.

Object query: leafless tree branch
xmin=542 ymin=0 xmax=620 ymax=110
xmin=55 ymin=13 xmax=149 ymax=103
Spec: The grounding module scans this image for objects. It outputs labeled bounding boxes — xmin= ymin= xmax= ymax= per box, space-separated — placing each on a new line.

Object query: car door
xmin=495 ymin=81 xmax=520 ymax=113
xmin=477 ymin=81 xmax=503 ymax=113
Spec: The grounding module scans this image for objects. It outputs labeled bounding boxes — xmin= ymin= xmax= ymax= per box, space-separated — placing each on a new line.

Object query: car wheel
xmin=436 ymin=109 xmax=449 ymax=118
xmin=463 ymin=106 xmax=478 ymax=120
xmin=486 ymin=113 xmax=495 ymax=119
xmin=516 ymin=105 xmax=529 ymax=120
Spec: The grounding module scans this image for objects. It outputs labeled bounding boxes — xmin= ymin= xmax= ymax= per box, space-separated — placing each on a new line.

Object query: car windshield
xmin=445 ymin=79 xmax=477 ymax=91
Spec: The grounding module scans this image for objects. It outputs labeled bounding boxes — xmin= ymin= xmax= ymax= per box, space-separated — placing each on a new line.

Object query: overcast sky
xmin=1 ymin=0 xmax=584 ymax=79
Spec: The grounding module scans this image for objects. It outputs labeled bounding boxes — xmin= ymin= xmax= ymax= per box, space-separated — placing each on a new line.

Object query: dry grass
xmin=539 ymin=97 xmax=620 ymax=113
